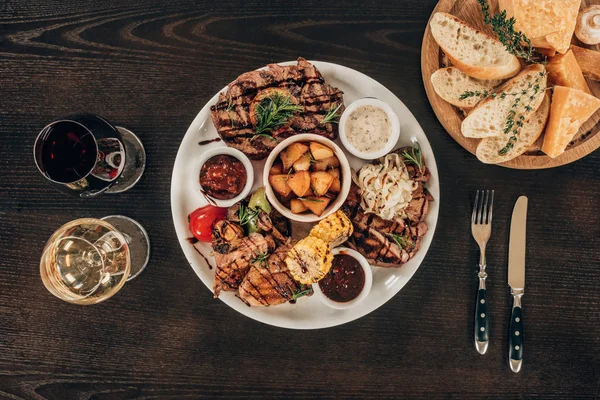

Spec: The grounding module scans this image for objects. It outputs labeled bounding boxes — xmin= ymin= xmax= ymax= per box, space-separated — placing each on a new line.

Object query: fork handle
xmin=474 ymin=273 xmax=489 ymax=354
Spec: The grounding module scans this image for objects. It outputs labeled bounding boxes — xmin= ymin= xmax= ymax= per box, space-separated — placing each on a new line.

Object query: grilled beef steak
xmin=343 ymin=149 xmax=433 ymax=267
xmin=238 ymin=241 xmax=303 ymax=306
xmin=210 ymin=58 xmax=344 ymax=160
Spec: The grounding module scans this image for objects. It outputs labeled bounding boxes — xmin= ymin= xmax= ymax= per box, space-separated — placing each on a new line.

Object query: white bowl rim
xmin=196 ymin=147 xmax=254 ymax=207
xmin=338 ymin=97 xmax=401 ymax=160
xmin=262 ymin=134 xmax=351 ymax=223
xmin=312 ymin=247 xmax=373 ymax=310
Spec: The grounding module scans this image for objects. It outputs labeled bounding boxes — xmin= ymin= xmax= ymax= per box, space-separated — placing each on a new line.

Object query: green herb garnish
xmin=290 ymin=284 xmax=312 ymax=301
xmin=297 ymin=197 xmax=324 ymax=203
xmin=238 ymin=204 xmax=260 ymax=226
xmin=477 ymin=0 xmax=543 ymax=64
xmin=254 ymin=93 xmax=302 ymax=139
xmin=225 ymin=97 xmax=235 ymax=128
xmin=250 ymin=251 xmax=269 ymax=266
xmin=389 ymin=233 xmax=411 ymax=249
xmin=401 ymin=143 xmax=423 ymax=173
xmin=320 ymin=103 xmax=343 ymax=125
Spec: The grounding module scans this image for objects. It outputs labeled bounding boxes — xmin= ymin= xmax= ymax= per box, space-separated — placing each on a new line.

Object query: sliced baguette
xmin=476 ymin=93 xmax=550 ymax=164
xmin=431 ymin=67 xmax=503 ymax=108
xmin=429 ymin=12 xmax=521 ymax=80
xmin=462 ymin=64 xmax=548 ymax=139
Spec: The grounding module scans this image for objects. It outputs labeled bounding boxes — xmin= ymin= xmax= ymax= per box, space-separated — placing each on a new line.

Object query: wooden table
xmin=1 ymin=1 xmax=599 ymax=398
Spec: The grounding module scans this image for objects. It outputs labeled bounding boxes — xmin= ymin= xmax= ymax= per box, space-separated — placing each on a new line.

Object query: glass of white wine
xmin=40 ymin=216 xmax=150 ymax=305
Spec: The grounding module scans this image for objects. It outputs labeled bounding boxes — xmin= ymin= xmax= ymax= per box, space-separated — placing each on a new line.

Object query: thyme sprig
xmin=477 ymin=0 xmax=545 ymax=64
xmin=290 ymin=284 xmax=312 ymax=301
xmin=320 ymin=103 xmax=343 ymax=125
xmin=250 ymin=251 xmax=269 ymax=266
xmin=401 ymin=143 xmax=423 ymax=173
xmin=254 ymin=93 xmax=302 ymax=141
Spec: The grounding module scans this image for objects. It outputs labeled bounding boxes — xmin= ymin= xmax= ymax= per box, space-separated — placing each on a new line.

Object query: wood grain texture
xmin=421 ymin=0 xmax=600 ymax=169
xmin=0 ymin=0 xmax=599 ymax=399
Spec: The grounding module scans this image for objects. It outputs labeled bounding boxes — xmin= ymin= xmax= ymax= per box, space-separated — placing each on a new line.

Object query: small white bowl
xmin=196 ymin=147 xmax=253 ymax=207
xmin=338 ymin=98 xmax=401 ymax=160
xmin=313 ymin=247 xmax=373 ymax=310
xmin=263 ymin=134 xmax=351 ymax=223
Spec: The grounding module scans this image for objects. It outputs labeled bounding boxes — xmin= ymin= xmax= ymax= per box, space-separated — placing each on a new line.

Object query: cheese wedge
xmin=498 ymin=0 xmax=581 ymax=54
xmin=570 ymin=45 xmax=600 ymax=81
xmin=542 ymin=86 xmax=600 ymax=158
xmin=546 ymin=50 xmax=591 ymax=94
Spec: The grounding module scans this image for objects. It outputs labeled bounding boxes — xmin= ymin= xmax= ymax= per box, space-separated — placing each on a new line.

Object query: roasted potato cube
xmin=312 ymin=156 xmax=340 ymax=171
xmin=268 ymin=174 xmax=292 ymax=197
xmin=328 ymin=168 xmax=340 ymax=179
xmin=301 ymin=196 xmax=331 ymax=216
xmin=311 ymin=171 xmax=334 ymax=197
xmin=310 ymin=142 xmax=334 ymax=160
xmin=287 ymin=171 xmax=310 ymax=197
xmin=281 ymin=143 xmax=309 ymax=171
xmin=269 ymin=162 xmax=283 ymax=175
xmin=292 ymin=154 xmax=311 ymax=171
xmin=329 ymin=177 xmax=341 ymax=193
xmin=290 ymin=199 xmax=308 ymax=214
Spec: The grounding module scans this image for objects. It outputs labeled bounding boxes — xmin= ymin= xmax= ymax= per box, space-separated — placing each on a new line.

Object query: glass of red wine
xmin=34 ymin=114 xmax=146 ymax=198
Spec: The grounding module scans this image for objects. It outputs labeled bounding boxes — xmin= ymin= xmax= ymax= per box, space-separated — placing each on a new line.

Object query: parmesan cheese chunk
xmin=542 ymin=86 xmax=600 ymax=158
xmin=498 ymin=0 xmax=581 ymax=54
xmin=546 ymin=50 xmax=591 ymax=94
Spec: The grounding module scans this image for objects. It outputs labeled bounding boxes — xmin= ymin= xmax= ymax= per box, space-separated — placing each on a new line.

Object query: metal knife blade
xmin=508 ymin=196 xmax=528 ymax=290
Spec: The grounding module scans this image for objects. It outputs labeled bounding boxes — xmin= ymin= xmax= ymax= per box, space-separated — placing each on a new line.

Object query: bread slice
xmin=431 ymin=67 xmax=503 ymax=108
xmin=498 ymin=0 xmax=580 ymax=54
xmin=462 ymin=64 xmax=548 ymax=139
xmin=542 ymin=86 xmax=600 ymax=158
xmin=476 ymin=93 xmax=550 ymax=164
xmin=429 ymin=12 xmax=521 ymax=80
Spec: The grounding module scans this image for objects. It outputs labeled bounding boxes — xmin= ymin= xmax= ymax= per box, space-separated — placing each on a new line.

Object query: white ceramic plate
xmin=171 ymin=61 xmax=440 ymax=329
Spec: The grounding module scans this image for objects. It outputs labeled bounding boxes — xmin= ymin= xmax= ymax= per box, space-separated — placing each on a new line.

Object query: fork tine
xmin=488 ymin=190 xmax=494 ymax=224
xmin=477 ymin=190 xmax=485 ymax=224
xmin=472 ymin=190 xmax=480 ymax=224
xmin=482 ymin=190 xmax=489 ymax=224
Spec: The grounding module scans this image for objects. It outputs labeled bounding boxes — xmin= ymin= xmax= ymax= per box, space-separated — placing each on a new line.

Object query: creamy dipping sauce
xmin=345 ymin=105 xmax=392 ymax=153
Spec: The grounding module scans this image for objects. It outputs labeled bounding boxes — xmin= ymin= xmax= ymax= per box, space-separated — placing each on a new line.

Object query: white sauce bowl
xmin=312 ymin=247 xmax=373 ymax=310
xmin=196 ymin=147 xmax=254 ymax=208
xmin=338 ymin=98 xmax=401 ymax=160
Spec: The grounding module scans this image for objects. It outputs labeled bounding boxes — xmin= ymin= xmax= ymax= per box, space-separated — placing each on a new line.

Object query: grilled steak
xmin=210 ymin=58 xmax=344 ymax=160
xmin=213 ymin=233 xmax=276 ymax=297
xmin=238 ymin=241 xmax=303 ymax=306
xmin=343 ymin=149 xmax=433 ymax=267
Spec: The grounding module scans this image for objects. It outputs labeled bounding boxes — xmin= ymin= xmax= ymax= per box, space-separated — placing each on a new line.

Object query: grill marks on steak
xmin=238 ymin=242 xmax=301 ymax=306
xmin=213 ymin=233 xmax=276 ymax=297
xmin=343 ymin=151 xmax=433 ymax=267
xmin=210 ymin=58 xmax=344 ymax=159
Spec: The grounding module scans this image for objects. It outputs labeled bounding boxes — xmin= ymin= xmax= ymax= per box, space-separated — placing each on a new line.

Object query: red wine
xmin=35 ymin=121 xmax=98 ymax=183
xmin=34 ymin=114 xmax=126 ymax=197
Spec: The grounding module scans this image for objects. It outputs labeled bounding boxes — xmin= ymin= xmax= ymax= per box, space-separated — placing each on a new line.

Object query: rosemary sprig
xmin=225 ymin=97 xmax=235 ymax=128
xmin=320 ymin=103 xmax=343 ymax=125
xmin=401 ymin=143 xmax=423 ymax=173
xmin=289 ymin=284 xmax=312 ymax=301
xmin=477 ymin=0 xmax=543 ymax=64
xmin=238 ymin=204 xmax=260 ymax=226
xmin=297 ymin=197 xmax=324 ymax=203
xmin=251 ymin=133 xmax=280 ymax=143
xmin=389 ymin=233 xmax=411 ymax=249
xmin=254 ymin=93 xmax=302 ymax=136
xmin=250 ymin=251 xmax=269 ymax=266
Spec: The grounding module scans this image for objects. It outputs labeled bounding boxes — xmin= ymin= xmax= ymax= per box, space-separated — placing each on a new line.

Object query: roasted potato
xmin=290 ymin=198 xmax=308 ymax=214
xmin=300 ymin=196 xmax=331 ymax=216
xmin=312 ymin=156 xmax=340 ymax=171
xmin=268 ymin=174 xmax=292 ymax=197
xmin=281 ymin=142 xmax=309 ymax=171
xmin=269 ymin=161 xmax=283 ymax=175
xmin=309 ymin=142 xmax=334 ymax=160
xmin=329 ymin=177 xmax=341 ymax=193
xmin=328 ymin=168 xmax=340 ymax=179
xmin=292 ymin=154 xmax=311 ymax=171
xmin=287 ymin=171 xmax=310 ymax=197
xmin=310 ymin=171 xmax=334 ymax=197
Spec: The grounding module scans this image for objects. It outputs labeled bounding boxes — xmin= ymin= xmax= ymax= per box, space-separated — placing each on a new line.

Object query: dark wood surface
xmin=1 ymin=1 xmax=599 ymax=398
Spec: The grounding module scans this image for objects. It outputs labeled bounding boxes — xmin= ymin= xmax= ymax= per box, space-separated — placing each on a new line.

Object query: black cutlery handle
xmin=509 ymin=295 xmax=523 ymax=373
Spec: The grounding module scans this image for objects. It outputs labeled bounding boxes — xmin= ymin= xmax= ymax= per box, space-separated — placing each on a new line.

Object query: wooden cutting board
xmin=421 ymin=0 xmax=600 ymax=169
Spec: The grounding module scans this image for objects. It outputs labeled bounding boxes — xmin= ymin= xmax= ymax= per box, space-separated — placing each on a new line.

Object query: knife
xmin=508 ymin=196 xmax=527 ymax=373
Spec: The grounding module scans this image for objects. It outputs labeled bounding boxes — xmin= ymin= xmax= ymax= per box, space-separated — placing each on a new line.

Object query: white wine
xmin=40 ymin=218 xmax=131 ymax=305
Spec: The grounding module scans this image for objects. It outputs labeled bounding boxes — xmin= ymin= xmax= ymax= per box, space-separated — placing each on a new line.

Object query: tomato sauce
xmin=318 ymin=254 xmax=365 ymax=302
xmin=199 ymin=155 xmax=247 ymax=200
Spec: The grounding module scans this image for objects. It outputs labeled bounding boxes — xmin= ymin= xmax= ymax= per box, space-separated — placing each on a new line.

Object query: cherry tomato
xmin=188 ymin=205 xmax=227 ymax=242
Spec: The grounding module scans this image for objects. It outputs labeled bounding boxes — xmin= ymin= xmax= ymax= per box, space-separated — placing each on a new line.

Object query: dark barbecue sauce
xmin=199 ymin=155 xmax=247 ymax=200
xmin=319 ymin=254 xmax=365 ymax=303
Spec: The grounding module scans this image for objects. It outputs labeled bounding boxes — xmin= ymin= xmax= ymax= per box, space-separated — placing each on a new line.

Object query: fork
xmin=471 ymin=190 xmax=494 ymax=355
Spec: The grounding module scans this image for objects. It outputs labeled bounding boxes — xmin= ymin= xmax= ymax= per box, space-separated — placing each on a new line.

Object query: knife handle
xmin=474 ymin=274 xmax=489 ymax=354
xmin=509 ymin=293 xmax=523 ymax=373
